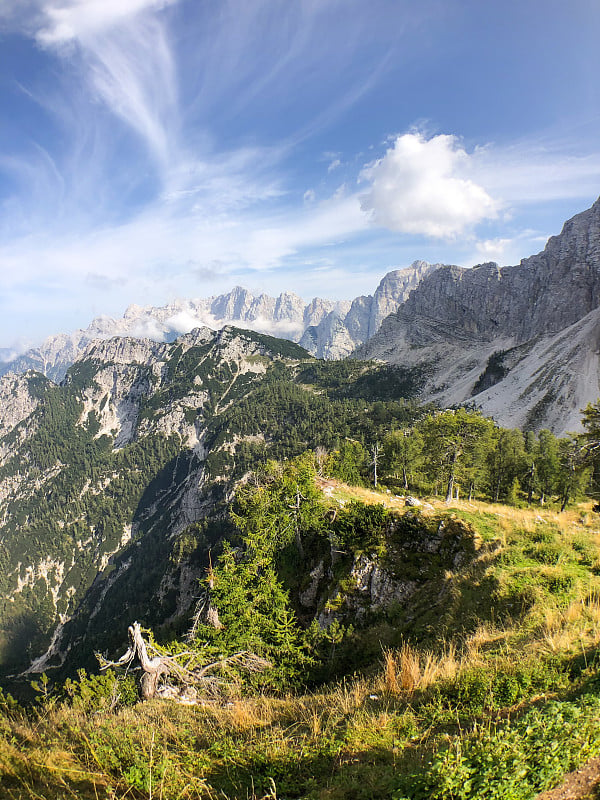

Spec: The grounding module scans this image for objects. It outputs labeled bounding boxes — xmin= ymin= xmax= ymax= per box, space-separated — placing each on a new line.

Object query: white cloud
xmin=164 ymin=311 xmax=214 ymax=335
xmin=20 ymin=0 xmax=178 ymax=44
xmin=472 ymin=237 xmax=512 ymax=263
xmin=127 ymin=315 xmax=170 ymax=340
xmin=360 ymin=132 xmax=498 ymax=238
xmin=465 ymin=227 xmax=559 ymax=270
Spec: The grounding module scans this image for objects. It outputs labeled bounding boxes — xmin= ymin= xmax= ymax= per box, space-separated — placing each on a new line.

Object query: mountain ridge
xmin=0 ymin=262 xmax=438 ymax=381
xmin=0 ymin=325 xmax=424 ymax=676
xmin=356 ymin=197 xmax=600 ymax=434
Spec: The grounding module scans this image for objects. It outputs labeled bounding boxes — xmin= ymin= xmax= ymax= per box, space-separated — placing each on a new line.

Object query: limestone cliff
xmin=300 ymin=261 xmax=439 ymax=358
xmin=356 ymin=198 xmax=600 ymax=434
xmin=0 ymin=267 xmax=433 ymax=380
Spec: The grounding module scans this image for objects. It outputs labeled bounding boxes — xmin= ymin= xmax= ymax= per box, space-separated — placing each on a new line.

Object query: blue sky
xmin=0 ymin=0 xmax=599 ymax=353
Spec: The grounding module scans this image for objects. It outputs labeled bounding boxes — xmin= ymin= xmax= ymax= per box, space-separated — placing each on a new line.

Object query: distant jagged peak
xmin=298 ymin=260 xmax=441 ymax=358
xmin=0 ymin=268 xmax=429 ymax=380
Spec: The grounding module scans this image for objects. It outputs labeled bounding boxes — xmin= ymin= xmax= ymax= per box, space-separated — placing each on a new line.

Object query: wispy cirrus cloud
xmin=1 ymin=0 xmax=180 ymax=170
xmin=0 ymin=0 xmax=178 ymax=42
xmin=34 ymin=0 xmax=178 ymax=44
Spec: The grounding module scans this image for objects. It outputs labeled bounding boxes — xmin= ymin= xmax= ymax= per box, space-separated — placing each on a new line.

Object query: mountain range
xmin=2 ymin=199 xmax=600 ymax=435
xmin=357 ymin=197 xmax=600 ymax=434
xmin=0 ymin=261 xmax=437 ymax=382
xmin=1 ymin=196 xmax=600 ymax=677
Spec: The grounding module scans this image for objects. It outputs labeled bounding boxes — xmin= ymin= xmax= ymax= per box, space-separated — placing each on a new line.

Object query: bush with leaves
xmin=61 ymin=668 xmax=138 ymax=712
xmin=393 ymin=696 xmax=600 ymax=800
xmin=195 ymin=544 xmax=312 ymax=690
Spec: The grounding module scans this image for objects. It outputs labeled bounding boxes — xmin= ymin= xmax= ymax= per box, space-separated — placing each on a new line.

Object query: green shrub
xmin=61 ymin=669 xmax=138 ymax=712
xmin=394 ymin=695 xmax=600 ymax=800
xmin=524 ymin=543 xmax=563 ymax=565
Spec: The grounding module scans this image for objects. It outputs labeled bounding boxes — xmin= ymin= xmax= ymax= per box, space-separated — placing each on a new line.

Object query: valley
xmin=1 ymin=200 xmax=600 ymax=799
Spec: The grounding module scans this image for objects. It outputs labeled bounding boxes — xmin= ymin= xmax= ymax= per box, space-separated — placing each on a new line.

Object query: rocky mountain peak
xmin=299 ymin=261 xmax=440 ymax=358
xmin=82 ymin=337 xmax=169 ymax=367
xmin=356 ymin=196 xmax=600 ymax=434
xmin=0 ymin=268 xmax=432 ymax=381
xmin=536 ymin=195 xmax=600 ymax=266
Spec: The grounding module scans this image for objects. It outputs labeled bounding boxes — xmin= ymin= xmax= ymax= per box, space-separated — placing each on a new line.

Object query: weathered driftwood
xmin=97 ymin=622 xmax=271 ymax=702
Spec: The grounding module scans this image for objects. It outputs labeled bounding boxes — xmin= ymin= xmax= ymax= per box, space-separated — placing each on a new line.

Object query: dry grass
xmin=319 ymin=478 xmax=600 ymax=533
xmin=464 ymin=622 xmax=510 ymax=659
xmin=540 ymin=596 xmax=600 ymax=654
xmin=3 ymin=492 xmax=600 ymax=799
xmin=376 ymin=642 xmax=461 ymax=697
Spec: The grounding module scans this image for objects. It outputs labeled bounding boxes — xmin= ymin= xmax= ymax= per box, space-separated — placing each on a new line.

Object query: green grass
xmin=2 ymin=493 xmax=600 ymax=799
xmin=1 ymin=644 xmax=600 ymax=799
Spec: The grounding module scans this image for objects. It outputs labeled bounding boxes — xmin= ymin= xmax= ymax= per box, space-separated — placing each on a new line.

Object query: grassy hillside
xmin=1 ymin=488 xmax=600 ymax=800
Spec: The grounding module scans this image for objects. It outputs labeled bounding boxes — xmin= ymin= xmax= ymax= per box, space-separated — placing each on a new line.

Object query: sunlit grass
xmin=2 ymin=493 xmax=600 ymax=798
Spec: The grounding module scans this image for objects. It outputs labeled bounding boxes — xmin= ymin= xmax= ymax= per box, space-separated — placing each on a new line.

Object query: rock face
xmin=316 ymin=513 xmax=480 ymax=629
xmin=356 ymin=198 xmax=600 ymax=434
xmin=300 ymin=261 xmax=439 ymax=358
xmin=0 ymin=268 xmax=436 ymax=381
xmin=0 ymin=372 xmax=47 ymax=440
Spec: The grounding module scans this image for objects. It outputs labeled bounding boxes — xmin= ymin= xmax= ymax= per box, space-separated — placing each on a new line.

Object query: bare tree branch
xmin=97 ymin=622 xmax=271 ymax=703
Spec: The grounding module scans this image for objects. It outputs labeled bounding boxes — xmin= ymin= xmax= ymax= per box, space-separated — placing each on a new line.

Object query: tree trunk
xmin=445 ymin=452 xmax=458 ymax=503
xmin=141 ymin=665 xmax=169 ymax=700
xmin=128 ymin=622 xmax=170 ymax=699
xmin=494 ymin=476 xmax=501 ymax=503
xmin=293 ymin=487 xmax=305 ymax=560
xmin=99 ymin=622 xmax=272 ymax=703
xmin=402 ymin=466 xmax=409 ymax=491
xmin=527 ymin=463 xmax=535 ymax=504
xmin=371 ymin=443 xmax=380 ymax=489
xmin=445 ymin=472 xmax=454 ymax=504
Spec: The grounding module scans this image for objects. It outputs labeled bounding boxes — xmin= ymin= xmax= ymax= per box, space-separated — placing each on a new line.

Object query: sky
xmin=0 ymin=0 xmax=599 ymax=354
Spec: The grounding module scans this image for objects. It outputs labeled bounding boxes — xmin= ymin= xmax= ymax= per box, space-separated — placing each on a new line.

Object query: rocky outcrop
xmin=0 ymin=372 xmax=47 ymax=439
xmin=317 ymin=512 xmax=479 ymax=628
xmin=300 ymin=261 xmax=438 ymax=358
xmin=356 ymin=198 xmax=600 ymax=433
